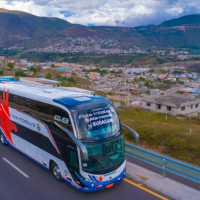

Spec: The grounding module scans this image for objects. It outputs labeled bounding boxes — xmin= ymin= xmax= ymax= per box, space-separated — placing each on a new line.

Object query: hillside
xmin=138 ymin=15 xmax=200 ymax=48
xmin=1 ymin=8 xmax=200 ymax=48
xmin=158 ymin=15 xmax=200 ymax=27
xmin=118 ymin=108 xmax=200 ymax=165
xmin=0 ymin=8 xmax=147 ymax=48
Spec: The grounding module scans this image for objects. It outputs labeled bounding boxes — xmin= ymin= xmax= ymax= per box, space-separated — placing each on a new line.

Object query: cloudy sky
xmin=1 ymin=0 xmax=200 ymax=27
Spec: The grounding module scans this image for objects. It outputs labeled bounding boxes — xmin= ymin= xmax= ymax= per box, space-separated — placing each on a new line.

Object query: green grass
xmin=118 ymin=109 xmax=200 ymax=165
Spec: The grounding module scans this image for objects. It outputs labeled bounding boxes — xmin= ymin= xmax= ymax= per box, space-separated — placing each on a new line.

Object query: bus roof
xmin=0 ymin=81 xmax=94 ymax=103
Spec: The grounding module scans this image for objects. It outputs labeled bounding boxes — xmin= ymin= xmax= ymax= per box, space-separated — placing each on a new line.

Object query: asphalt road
xmin=0 ymin=144 xmax=170 ymax=200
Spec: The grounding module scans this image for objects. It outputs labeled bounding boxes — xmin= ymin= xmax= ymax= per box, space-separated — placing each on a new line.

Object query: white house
xmin=141 ymin=94 xmax=200 ymax=117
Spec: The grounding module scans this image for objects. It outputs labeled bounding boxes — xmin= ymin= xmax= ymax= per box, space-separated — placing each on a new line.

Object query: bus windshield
xmin=82 ymin=134 xmax=125 ymax=174
xmin=72 ymin=105 xmax=120 ymax=140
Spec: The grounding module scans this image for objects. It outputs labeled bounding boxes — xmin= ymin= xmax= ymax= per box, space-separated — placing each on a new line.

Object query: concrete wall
xmin=176 ymin=104 xmax=200 ymax=116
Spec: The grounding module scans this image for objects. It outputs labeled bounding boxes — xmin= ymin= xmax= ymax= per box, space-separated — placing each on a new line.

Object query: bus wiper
xmin=54 ymin=122 xmax=89 ymax=161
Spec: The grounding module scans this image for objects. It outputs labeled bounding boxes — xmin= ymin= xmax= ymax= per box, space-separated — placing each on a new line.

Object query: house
xmin=183 ymin=92 xmax=190 ymax=96
xmin=130 ymin=101 xmax=142 ymax=107
xmin=27 ymin=62 xmax=33 ymax=67
xmin=6 ymin=59 xmax=15 ymax=63
xmin=141 ymin=94 xmax=200 ymax=116
xmin=0 ymin=56 xmax=5 ymax=60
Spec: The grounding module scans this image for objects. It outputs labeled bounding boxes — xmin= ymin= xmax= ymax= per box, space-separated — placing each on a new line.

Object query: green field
xmin=2 ymin=52 xmax=159 ymax=67
xmin=118 ymin=108 xmax=200 ymax=165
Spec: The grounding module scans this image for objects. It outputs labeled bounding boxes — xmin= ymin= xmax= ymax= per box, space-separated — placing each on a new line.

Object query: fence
xmin=125 ymin=142 xmax=200 ymax=184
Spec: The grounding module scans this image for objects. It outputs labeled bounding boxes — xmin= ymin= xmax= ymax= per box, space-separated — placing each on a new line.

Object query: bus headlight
xmin=83 ymin=177 xmax=95 ymax=183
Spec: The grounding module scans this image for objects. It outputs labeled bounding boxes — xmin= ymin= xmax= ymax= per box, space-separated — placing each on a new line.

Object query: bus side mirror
xmin=121 ymin=123 xmax=139 ymax=145
xmin=54 ymin=122 xmax=89 ymax=161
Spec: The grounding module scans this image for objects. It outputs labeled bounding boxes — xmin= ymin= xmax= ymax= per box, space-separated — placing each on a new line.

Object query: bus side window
xmin=13 ymin=95 xmax=21 ymax=105
xmin=52 ymin=106 xmax=72 ymax=130
xmin=21 ymin=97 xmax=35 ymax=110
xmin=9 ymin=93 xmax=13 ymax=102
xmin=69 ymin=150 xmax=78 ymax=169
xmin=35 ymin=101 xmax=51 ymax=116
xmin=0 ymin=90 xmax=3 ymax=98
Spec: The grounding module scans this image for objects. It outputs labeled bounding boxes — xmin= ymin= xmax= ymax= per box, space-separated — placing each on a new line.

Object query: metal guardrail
xmin=121 ymin=123 xmax=139 ymax=145
xmin=125 ymin=142 xmax=200 ymax=184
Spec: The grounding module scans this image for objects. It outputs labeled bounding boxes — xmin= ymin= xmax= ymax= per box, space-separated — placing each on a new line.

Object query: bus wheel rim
xmin=1 ymin=134 xmax=4 ymax=143
xmin=53 ymin=166 xmax=61 ymax=178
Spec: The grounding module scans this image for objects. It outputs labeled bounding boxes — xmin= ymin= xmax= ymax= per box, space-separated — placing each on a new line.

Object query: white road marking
xmin=2 ymin=158 xmax=29 ymax=178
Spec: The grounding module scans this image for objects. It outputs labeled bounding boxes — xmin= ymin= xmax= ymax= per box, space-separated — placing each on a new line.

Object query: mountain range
xmin=1 ymin=8 xmax=200 ymax=48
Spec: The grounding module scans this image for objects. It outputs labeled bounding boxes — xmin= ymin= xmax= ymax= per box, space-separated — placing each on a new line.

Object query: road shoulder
xmin=126 ymin=161 xmax=200 ymax=200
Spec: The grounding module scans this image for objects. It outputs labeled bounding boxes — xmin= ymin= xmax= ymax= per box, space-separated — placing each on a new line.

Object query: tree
xmin=0 ymin=70 xmax=3 ymax=75
xmin=149 ymin=68 xmax=155 ymax=73
xmin=46 ymin=73 xmax=52 ymax=79
xmin=179 ymin=81 xmax=184 ymax=85
xmin=156 ymin=78 xmax=161 ymax=82
xmin=145 ymin=82 xmax=150 ymax=87
xmin=7 ymin=62 xmax=14 ymax=69
xmin=68 ymin=77 xmax=77 ymax=84
xmin=30 ymin=67 xmax=37 ymax=73
xmin=165 ymin=80 xmax=171 ymax=85
xmin=139 ymin=76 xmax=145 ymax=81
xmin=51 ymin=64 xmax=55 ymax=67
xmin=15 ymin=70 xmax=26 ymax=77
xmin=176 ymin=77 xmax=179 ymax=81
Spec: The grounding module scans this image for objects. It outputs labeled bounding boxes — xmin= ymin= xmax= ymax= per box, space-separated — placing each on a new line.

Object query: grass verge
xmin=117 ymin=108 xmax=200 ymax=165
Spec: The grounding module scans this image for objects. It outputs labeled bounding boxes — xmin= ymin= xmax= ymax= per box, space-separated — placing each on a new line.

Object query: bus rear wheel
xmin=0 ymin=133 xmax=7 ymax=146
xmin=52 ymin=162 xmax=62 ymax=182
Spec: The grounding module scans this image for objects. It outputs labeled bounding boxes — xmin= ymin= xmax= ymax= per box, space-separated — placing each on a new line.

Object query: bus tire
xmin=52 ymin=162 xmax=63 ymax=182
xmin=0 ymin=133 xmax=7 ymax=146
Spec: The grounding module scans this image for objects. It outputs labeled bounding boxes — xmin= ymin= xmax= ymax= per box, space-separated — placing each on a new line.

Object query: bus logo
xmin=37 ymin=123 xmax=41 ymax=132
xmin=54 ymin=115 xmax=69 ymax=124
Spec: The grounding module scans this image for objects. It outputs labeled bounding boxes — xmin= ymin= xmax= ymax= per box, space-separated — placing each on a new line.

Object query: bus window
xmin=36 ymin=101 xmax=51 ymax=115
xmin=9 ymin=93 xmax=13 ymax=102
xmin=52 ymin=106 xmax=72 ymax=130
xmin=13 ymin=95 xmax=21 ymax=105
xmin=69 ymin=150 xmax=78 ymax=168
xmin=21 ymin=97 xmax=35 ymax=110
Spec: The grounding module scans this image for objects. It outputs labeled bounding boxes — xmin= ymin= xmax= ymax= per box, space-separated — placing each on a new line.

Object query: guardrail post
xmin=162 ymin=155 xmax=167 ymax=178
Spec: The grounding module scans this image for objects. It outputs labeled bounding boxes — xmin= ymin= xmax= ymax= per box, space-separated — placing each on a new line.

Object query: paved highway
xmin=0 ymin=144 xmax=170 ymax=200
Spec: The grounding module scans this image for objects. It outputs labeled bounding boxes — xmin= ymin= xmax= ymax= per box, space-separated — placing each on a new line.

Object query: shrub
xmin=46 ymin=73 xmax=52 ymax=79
xmin=68 ymin=77 xmax=76 ymax=84
xmin=15 ymin=70 xmax=26 ymax=77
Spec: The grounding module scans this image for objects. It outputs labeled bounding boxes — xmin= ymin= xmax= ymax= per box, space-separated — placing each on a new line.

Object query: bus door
xmin=67 ymin=146 xmax=79 ymax=180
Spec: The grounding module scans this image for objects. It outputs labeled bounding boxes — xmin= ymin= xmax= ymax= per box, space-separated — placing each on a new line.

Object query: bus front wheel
xmin=0 ymin=133 xmax=7 ymax=146
xmin=52 ymin=162 xmax=62 ymax=182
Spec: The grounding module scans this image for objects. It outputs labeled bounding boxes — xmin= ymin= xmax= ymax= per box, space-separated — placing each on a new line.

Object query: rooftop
xmin=142 ymin=94 xmax=200 ymax=107
xmin=0 ymin=82 xmax=94 ymax=103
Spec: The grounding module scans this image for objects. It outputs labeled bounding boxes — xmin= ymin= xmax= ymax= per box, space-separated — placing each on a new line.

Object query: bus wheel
xmin=52 ymin=162 xmax=62 ymax=182
xmin=0 ymin=133 xmax=7 ymax=146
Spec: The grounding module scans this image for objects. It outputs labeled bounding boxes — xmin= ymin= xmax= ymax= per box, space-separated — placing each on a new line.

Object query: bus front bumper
xmin=75 ymin=167 xmax=126 ymax=192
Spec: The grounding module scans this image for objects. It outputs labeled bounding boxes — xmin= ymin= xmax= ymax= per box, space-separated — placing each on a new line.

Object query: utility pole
xmin=124 ymin=67 xmax=127 ymax=106
xmin=128 ymin=86 xmax=129 ymax=107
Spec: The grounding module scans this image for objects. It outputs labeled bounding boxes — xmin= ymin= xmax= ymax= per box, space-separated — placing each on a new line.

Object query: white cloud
xmin=1 ymin=0 xmax=200 ymax=27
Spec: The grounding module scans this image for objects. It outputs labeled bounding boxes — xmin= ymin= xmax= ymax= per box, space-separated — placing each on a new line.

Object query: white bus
xmin=0 ymin=81 xmax=133 ymax=192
